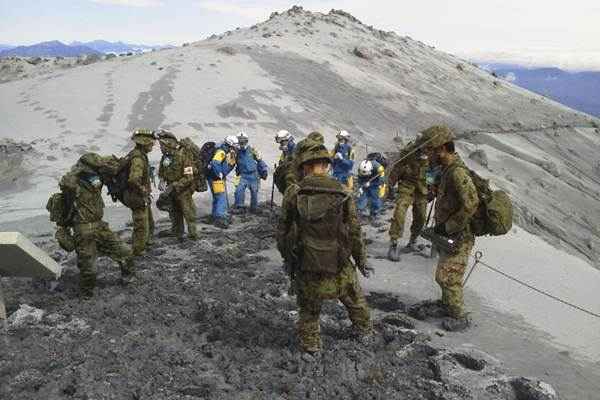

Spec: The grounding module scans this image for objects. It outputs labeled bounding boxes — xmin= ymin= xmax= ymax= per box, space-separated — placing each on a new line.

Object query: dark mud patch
xmin=0 ymin=139 xmax=36 ymax=193
xmin=366 ymin=291 xmax=406 ymax=312
xmin=127 ymin=65 xmax=180 ymax=131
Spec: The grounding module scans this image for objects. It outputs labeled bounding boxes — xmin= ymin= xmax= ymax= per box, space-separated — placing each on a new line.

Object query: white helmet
xmin=358 ymin=160 xmax=373 ymax=177
xmin=337 ymin=130 xmax=350 ymax=141
xmin=225 ymin=135 xmax=239 ymax=148
xmin=275 ymin=129 xmax=291 ymax=143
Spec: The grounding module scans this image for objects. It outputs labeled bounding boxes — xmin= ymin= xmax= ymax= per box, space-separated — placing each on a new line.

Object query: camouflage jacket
xmin=435 ymin=156 xmax=479 ymax=235
xmin=277 ymin=174 xmax=366 ymax=274
xmin=59 ymin=172 xmax=105 ymax=225
xmin=389 ymin=153 xmax=428 ymax=195
xmin=158 ymin=146 xmax=197 ymax=193
xmin=127 ymin=147 xmax=151 ymax=205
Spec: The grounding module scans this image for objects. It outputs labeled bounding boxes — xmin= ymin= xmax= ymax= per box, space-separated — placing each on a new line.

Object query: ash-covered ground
xmin=1 ymin=207 xmax=558 ymax=400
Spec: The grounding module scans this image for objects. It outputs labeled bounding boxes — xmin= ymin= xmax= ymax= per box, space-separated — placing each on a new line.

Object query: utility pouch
xmin=212 ymin=179 xmax=225 ymax=194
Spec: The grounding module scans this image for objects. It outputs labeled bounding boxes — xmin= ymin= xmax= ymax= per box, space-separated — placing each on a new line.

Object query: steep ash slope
xmin=1 ymin=6 xmax=600 ymax=264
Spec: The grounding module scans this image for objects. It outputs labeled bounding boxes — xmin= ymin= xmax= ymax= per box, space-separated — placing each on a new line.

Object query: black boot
xmin=387 ymin=240 xmax=401 ymax=262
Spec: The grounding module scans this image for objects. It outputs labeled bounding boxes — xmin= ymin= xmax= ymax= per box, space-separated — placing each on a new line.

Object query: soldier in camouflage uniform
xmin=387 ymin=141 xmax=429 ymax=261
xmin=156 ymin=130 xmax=199 ymax=240
xmin=125 ymin=128 xmax=156 ymax=256
xmin=55 ymin=154 xmax=135 ymax=298
xmin=281 ymin=131 xmax=325 ymax=194
xmin=273 ymin=130 xmax=296 ymax=195
xmin=420 ymin=125 xmax=479 ymax=331
xmin=277 ymin=141 xmax=373 ymax=354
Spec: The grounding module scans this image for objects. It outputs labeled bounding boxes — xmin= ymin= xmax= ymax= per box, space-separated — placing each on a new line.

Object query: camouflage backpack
xmin=46 ymin=192 xmax=74 ymax=227
xmin=295 ymin=180 xmax=352 ymax=274
xmin=464 ymin=168 xmax=513 ymax=236
xmin=179 ymin=137 xmax=208 ymax=192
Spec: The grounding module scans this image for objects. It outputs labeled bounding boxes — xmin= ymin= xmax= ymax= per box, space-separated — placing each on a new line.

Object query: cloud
xmin=91 ymin=0 xmax=164 ymax=7
xmin=461 ymin=49 xmax=600 ymax=72
xmin=196 ymin=1 xmax=273 ymax=20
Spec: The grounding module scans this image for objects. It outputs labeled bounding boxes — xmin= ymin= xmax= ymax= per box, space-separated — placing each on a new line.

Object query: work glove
xmin=357 ymin=263 xmax=374 ymax=278
xmin=335 ymin=152 xmax=343 ymax=160
xmin=358 ymin=188 xmax=364 ymax=196
xmin=364 ymin=182 xmax=370 ymax=188
xmin=226 ymin=151 xmax=236 ymax=166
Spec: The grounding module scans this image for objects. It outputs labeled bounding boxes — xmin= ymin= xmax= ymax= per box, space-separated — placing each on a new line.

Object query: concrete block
xmin=0 ymin=232 xmax=62 ymax=279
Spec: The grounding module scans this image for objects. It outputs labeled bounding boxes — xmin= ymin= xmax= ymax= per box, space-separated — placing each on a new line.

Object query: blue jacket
xmin=237 ymin=146 xmax=268 ymax=179
xmin=332 ymin=143 xmax=354 ymax=179
xmin=357 ymin=160 xmax=385 ymax=187
xmin=209 ymin=144 xmax=235 ymax=179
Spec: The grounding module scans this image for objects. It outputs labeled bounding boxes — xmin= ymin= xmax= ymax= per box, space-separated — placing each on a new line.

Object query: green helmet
xmin=132 ymin=128 xmax=156 ymax=145
xmin=306 ymin=131 xmax=324 ymax=144
xmin=156 ymin=129 xmax=177 ymax=141
xmin=418 ymin=125 xmax=454 ymax=148
xmin=297 ymin=143 xmax=332 ymax=167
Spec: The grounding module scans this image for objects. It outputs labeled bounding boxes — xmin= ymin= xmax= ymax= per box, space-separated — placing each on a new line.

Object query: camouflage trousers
xmin=296 ymin=265 xmax=371 ymax=352
xmin=167 ymin=190 xmax=197 ymax=238
xmin=131 ymin=206 xmax=154 ymax=256
xmin=435 ymin=236 xmax=474 ymax=318
xmin=73 ymin=221 xmax=133 ymax=296
xmin=389 ymin=186 xmax=427 ymax=242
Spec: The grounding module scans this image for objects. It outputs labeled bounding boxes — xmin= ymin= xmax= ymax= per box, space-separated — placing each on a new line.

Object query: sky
xmin=1 ymin=0 xmax=600 ymax=70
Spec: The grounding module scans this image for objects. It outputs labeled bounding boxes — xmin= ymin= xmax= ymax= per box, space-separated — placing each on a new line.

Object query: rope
xmin=463 ymin=251 xmax=600 ymax=319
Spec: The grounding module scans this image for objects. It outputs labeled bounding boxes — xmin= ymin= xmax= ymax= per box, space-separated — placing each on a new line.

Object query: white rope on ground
xmin=463 ymin=251 xmax=600 ymax=319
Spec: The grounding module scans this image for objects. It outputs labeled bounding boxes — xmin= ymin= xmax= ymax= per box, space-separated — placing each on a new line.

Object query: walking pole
xmin=270 ymin=163 xmax=276 ymax=210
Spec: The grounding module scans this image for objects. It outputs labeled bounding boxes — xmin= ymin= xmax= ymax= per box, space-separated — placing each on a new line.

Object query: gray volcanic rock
xmin=0 ymin=210 xmax=561 ymax=400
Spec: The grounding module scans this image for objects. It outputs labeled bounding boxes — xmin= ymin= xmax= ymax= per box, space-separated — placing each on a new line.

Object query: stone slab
xmin=0 ymin=232 xmax=62 ymax=279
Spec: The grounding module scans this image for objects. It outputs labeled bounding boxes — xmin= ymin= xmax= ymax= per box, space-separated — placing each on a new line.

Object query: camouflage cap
xmin=418 ymin=125 xmax=454 ymax=148
xmin=132 ymin=128 xmax=156 ymax=145
xmin=297 ymin=143 xmax=332 ymax=167
xmin=156 ymin=129 xmax=177 ymax=141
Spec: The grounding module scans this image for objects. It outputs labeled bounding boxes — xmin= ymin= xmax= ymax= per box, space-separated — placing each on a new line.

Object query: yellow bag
xmin=378 ymin=184 xmax=387 ymax=198
xmin=212 ymin=179 xmax=225 ymax=194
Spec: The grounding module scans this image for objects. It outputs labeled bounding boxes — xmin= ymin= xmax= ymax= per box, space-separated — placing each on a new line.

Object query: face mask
xmin=279 ymin=140 xmax=288 ymax=151
xmin=83 ymin=174 xmax=102 ymax=188
xmin=162 ymin=156 xmax=172 ymax=167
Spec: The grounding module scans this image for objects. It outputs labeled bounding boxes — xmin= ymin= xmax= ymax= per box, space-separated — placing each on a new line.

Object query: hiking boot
xmin=157 ymin=229 xmax=177 ymax=238
xmin=230 ymin=207 xmax=246 ymax=215
xmin=121 ymin=274 xmax=137 ymax=286
xmin=387 ymin=240 xmax=401 ymax=262
xmin=442 ymin=315 xmax=470 ymax=332
xmin=300 ymin=343 xmax=321 ymax=355
xmin=214 ymin=218 xmax=230 ymax=229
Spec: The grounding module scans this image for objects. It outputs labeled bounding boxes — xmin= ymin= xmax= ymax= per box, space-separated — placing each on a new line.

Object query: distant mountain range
xmin=0 ymin=40 xmax=173 ymax=58
xmin=70 ymin=40 xmax=173 ymax=54
xmin=480 ymin=62 xmax=600 ymax=117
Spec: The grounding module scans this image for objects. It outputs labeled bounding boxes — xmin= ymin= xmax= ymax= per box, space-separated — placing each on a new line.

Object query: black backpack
xmin=200 ymin=141 xmax=217 ymax=175
xmin=106 ymin=154 xmax=135 ymax=207
xmin=367 ymin=152 xmax=388 ymax=168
